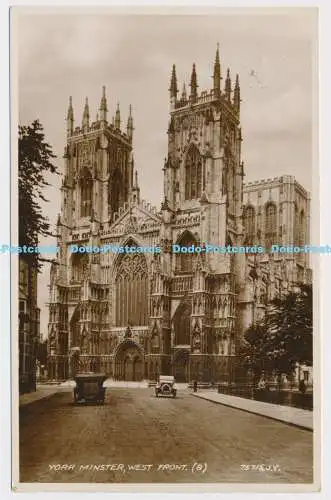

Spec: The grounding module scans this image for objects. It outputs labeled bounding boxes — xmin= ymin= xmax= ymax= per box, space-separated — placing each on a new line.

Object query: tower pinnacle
xmin=233 ymin=74 xmax=241 ymax=114
xmin=127 ymin=104 xmax=134 ymax=141
xmin=115 ymin=102 xmax=121 ymax=130
xmin=66 ymin=96 xmax=74 ymax=136
xmin=225 ymin=68 xmax=231 ymax=102
xmin=169 ymin=64 xmax=178 ymax=98
xmin=181 ymin=83 xmax=187 ymax=101
xmin=82 ymin=97 xmax=89 ymax=130
xmin=190 ymin=63 xmax=198 ymax=101
xmin=99 ymin=85 xmax=108 ymax=123
xmin=213 ymin=43 xmax=221 ymax=96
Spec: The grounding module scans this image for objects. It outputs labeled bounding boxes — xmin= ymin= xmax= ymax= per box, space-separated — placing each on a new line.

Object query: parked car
xmin=155 ymin=375 xmax=177 ymax=398
xmin=74 ymin=373 xmax=107 ymax=404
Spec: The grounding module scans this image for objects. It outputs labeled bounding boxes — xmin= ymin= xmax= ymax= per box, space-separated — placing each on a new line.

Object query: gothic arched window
xmin=109 ymin=168 xmax=122 ymax=215
xmin=185 ymin=145 xmax=202 ymax=200
xmin=80 ymin=167 xmax=93 ymax=217
xmin=115 ymin=249 xmax=148 ymax=326
xmin=264 ymin=202 xmax=277 ymax=248
xmin=175 ymin=232 xmax=197 ymax=274
xmin=243 ymin=205 xmax=255 ymax=245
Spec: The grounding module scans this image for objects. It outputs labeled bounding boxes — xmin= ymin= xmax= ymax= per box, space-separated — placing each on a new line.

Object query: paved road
xmin=19 ymin=388 xmax=313 ymax=484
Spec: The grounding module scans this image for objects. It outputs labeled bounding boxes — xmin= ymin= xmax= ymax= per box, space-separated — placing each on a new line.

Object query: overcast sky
xmin=16 ymin=8 xmax=317 ymax=338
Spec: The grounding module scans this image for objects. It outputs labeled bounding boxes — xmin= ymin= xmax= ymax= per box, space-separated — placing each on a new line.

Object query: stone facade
xmin=19 ymin=257 xmax=40 ymax=393
xmin=47 ymin=48 xmax=311 ymax=384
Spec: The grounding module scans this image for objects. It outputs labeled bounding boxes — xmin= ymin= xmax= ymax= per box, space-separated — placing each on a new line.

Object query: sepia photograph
xmin=11 ymin=6 xmax=319 ymax=492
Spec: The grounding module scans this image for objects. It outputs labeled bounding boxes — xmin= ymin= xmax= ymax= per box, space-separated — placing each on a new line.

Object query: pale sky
xmin=16 ymin=9 xmax=317 ymax=338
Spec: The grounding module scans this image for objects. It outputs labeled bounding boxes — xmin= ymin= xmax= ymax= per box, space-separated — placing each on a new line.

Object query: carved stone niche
xmin=192 ymin=323 xmax=201 ymax=353
xmin=124 ymin=326 xmax=132 ymax=339
xmin=151 ymin=323 xmax=160 ymax=352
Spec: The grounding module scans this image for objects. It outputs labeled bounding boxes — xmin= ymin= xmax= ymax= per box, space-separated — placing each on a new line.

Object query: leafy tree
xmin=19 ymin=119 xmax=59 ymax=268
xmin=240 ymin=283 xmax=313 ymax=381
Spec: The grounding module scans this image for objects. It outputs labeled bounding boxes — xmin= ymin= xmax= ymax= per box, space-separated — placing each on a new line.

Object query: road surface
xmin=19 ymin=388 xmax=313 ymax=484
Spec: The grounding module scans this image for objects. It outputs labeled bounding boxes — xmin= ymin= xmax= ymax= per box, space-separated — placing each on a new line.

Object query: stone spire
xmin=66 ymin=96 xmax=74 ymax=136
xmin=190 ymin=63 xmax=198 ymax=101
xmin=131 ymin=169 xmax=140 ymax=204
xmin=115 ymin=103 xmax=121 ymax=130
xmin=225 ymin=68 xmax=231 ymax=102
xmin=126 ymin=104 xmax=134 ymax=142
xmin=82 ymin=97 xmax=89 ymax=130
xmin=169 ymin=64 xmax=178 ymax=99
xmin=99 ymin=85 xmax=108 ymax=123
xmin=213 ymin=43 xmax=221 ymax=97
xmin=181 ymin=83 xmax=187 ymax=101
xmin=233 ymin=74 xmax=241 ymax=114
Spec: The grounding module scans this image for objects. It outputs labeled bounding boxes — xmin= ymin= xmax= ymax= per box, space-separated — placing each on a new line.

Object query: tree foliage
xmin=240 ymin=283 xmax=313 ymax=378
xmin=18 ymin=120 xmax=59 ymax=267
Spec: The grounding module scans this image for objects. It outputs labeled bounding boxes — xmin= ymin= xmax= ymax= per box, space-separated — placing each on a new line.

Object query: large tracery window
xmin=175 ymin=232 xmax=197 ymax=274
xmin=243 ymin=205 xmax=255 ymax=246
xmin=185 ymin=145 xmax=202 ymax=200
xmin=109 ymin=168 xmax=122 ymax=215
xmin=115 ymin=251 xmax=148 ymax=326
xmin=80 ymin=167 xmax=93 ymax=218
xmin=264 ymin=202 xmax=277 ymax=248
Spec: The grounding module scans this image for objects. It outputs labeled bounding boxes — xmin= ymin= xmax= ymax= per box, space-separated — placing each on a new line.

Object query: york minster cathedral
xmin=47 ymin=47 xmax=311 ymax=383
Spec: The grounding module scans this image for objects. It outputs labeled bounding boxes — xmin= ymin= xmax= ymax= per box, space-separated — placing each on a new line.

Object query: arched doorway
xmin=173 ymin=349 xmax=190 ymax=382
xmin=114 ymin=341 xmax=144 ymax=381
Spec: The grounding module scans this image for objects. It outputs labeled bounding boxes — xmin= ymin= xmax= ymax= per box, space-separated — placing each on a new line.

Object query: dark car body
xmin=73 ymin=373 xmax=107 ymax=404
xmin=155 ymin=375 xmax=177 ymax=398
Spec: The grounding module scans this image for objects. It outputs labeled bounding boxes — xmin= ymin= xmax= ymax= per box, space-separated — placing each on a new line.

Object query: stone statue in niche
xmin=124 ymin=325 xmax=132 ymax=339
xmin=192 ymin=333 xmax=201 ymax=353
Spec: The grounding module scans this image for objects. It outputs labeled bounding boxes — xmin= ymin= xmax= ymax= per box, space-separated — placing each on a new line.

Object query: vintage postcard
xmin=11 ymin=6 xmax=319 ymax=493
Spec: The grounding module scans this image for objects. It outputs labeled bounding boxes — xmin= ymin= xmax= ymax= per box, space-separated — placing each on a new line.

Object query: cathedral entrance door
xmin=114 ymin=341 xmax=144 ymax=381
xmin=133 ymin=357 xmax=143 ymax=381
xmin=123 ymin=356 xmax=133 ymax=381
xmin=173 ymin=350 xmax=190 ymax=383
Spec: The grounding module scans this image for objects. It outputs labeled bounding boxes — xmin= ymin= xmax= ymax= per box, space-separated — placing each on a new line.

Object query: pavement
xmin=19 ymin=386 xmax=68 ymax=407
xmin=18 ymin=387 xmax=313 ymax=484
xmin=193 ymin=391 xmax=313 ymax=431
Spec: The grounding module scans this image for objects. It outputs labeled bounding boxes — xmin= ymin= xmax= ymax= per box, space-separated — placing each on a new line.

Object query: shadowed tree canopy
xmin=19 ymin=119 xmax=60 ymax=268
xmin=240 ymin=283 xmax=313 ymax=378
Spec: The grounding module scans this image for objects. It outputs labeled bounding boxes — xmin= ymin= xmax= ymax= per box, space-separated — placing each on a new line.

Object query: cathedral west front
xmin=47 ymin=47 xmax=311 ymax=384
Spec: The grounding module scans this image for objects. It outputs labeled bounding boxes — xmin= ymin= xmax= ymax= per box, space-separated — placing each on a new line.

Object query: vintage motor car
xmin=155 ymin=375 xmax=177 ymax=398
xmin=73 ymin=373 xmax=107 ymax=404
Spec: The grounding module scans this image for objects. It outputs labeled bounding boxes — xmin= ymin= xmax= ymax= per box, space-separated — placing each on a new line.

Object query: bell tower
xmin=163 ymin=45 xmax=244 ymax=248
xmin=62 ymin=87 xmax=135 ymax=231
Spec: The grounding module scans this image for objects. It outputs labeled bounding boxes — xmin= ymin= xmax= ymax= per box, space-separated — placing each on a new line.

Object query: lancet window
xmin=185 ymin=145 xmax=202 ymax=200
xmin=264 ymin=202 xmax=277 ymax=248
xmin=80 ymin=167 xmax=93 ymax=217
